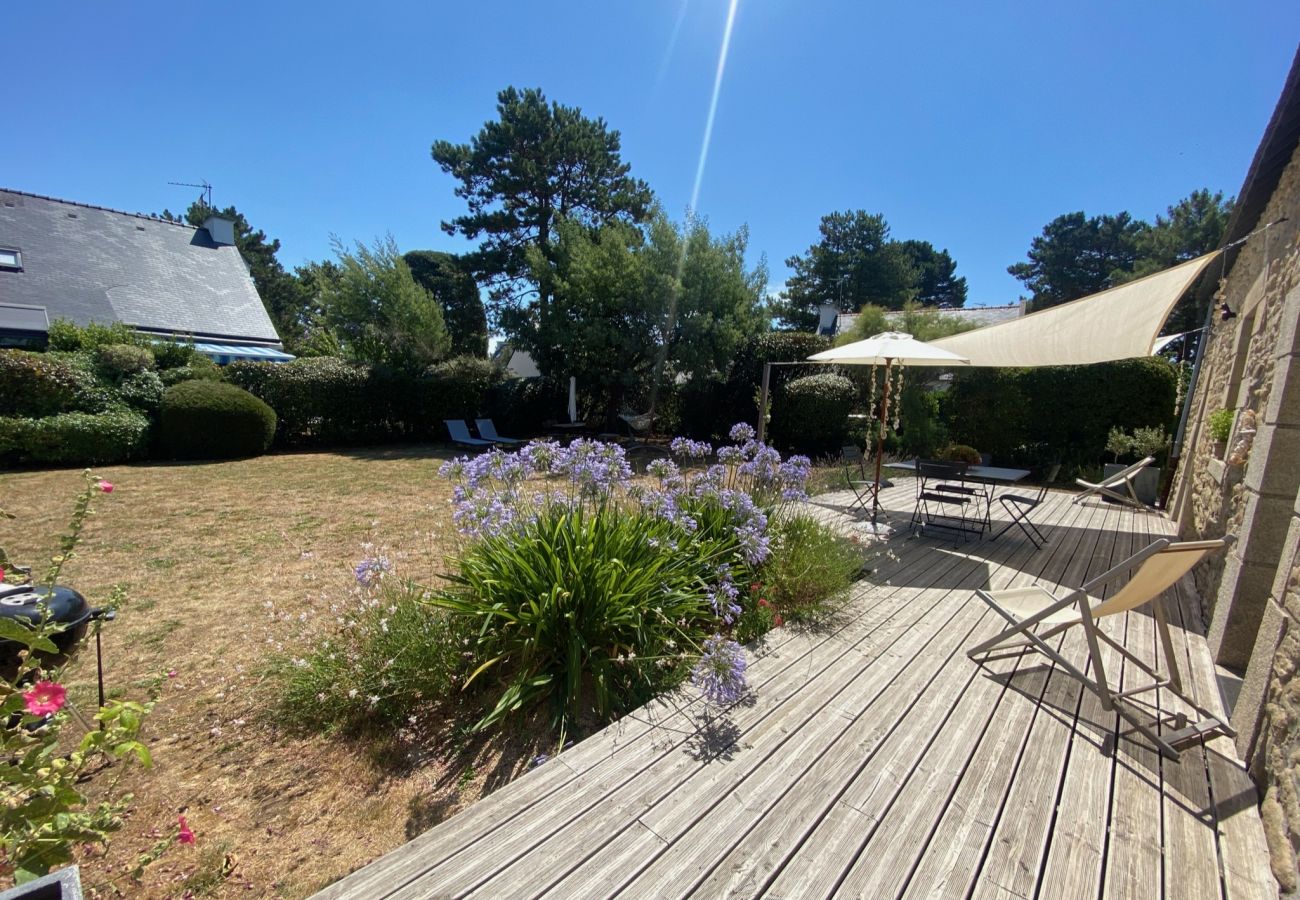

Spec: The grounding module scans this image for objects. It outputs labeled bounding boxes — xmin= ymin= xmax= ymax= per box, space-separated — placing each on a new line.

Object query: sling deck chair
xmin=967 ymin=538 xmax=1232 ymax=760
xmin=1073 ymin=456 xmax=1155 ymax=508
xmin=475 ymin=418 xmax=523 ymax=445
xmin=444 ymin=419 xmax=494 ymax=448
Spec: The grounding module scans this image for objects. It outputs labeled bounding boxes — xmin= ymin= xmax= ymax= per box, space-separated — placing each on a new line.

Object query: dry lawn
xmin=2 ymin=445 xmax=552 ymax=898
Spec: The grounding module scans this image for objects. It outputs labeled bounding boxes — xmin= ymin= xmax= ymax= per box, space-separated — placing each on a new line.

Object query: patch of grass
xmin=182 ymin=839 xmax=234 ymax=895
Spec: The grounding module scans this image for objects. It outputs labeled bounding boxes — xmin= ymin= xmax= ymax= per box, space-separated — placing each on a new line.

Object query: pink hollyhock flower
xmin=22 ymin=681 xmax=67 ymax=716
xmin=97 ymin=480 xmax=114 ymax=493
xmin=177 ymin=815 xmax=196 ymax=845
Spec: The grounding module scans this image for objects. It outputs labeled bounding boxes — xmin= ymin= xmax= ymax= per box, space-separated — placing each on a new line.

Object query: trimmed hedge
xmin=944 ymin=357 xmax=1178 ymax=466
xmin=226 ymin=355 xmax=504 ymax=447
xmin=158 ymin=381 xmax=277 ymax=460
xmin=94 ymin=343 xmax=155 ymax=382
xmin=770 ymin=373 xmax=857 ymax=455
xmin=0 ymin=408 xmax=151 ymax=465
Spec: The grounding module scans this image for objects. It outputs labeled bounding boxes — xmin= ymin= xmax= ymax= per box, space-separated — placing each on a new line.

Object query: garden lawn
xmin=1 ymin=446 xmax=551 ymax=898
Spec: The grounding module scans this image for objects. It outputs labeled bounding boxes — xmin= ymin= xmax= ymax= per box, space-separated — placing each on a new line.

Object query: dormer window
xmin=0 ymin=248 xmax=21 ymax=270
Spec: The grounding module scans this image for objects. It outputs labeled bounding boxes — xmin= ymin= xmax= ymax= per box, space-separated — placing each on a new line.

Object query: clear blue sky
xmin=5 ymin=2 xmax=1297 ymax=306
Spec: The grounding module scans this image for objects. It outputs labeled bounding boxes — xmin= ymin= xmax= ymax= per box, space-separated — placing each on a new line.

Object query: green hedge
xmin=0 ymin=408 xmax=151 ymax=465
xmin=770 ymin=373 xmax=857 ymax=455
xmin=158 ymin=381 xmax=277 ymax=460
xmin=0 ymin=350 xmax=105 ymax=418
xmin=944 ymin=357 xmax=1178 ymax=466
xmin=226 ymin=355 xmax=505 ymax=447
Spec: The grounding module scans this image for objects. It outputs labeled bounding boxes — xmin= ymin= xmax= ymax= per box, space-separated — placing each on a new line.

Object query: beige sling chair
xmin=967 ymin=538 xmax=1232 ymax=760
xmin=1073 ymin=456 xmax=1156 ymax=508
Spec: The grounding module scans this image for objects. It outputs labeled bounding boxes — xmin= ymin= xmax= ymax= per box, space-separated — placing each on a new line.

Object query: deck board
xmin=313 ymin=484 xmax=1275 ymax=900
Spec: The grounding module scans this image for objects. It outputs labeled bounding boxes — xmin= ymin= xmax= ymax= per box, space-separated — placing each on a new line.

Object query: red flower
xmin=757 ymin=598 xmax=770 ymax=608
xmin=773 ymin=615 xmax=784 ymax=627
xmin=749 ymin=583 xmax=761 ymax=594
xmin=177 ymin=815 xmax=196 ymax=845
xmin=22 ymin=681 xmax=67 ymax=716
xmin=97 ymin=480 xmax=114 ymax=494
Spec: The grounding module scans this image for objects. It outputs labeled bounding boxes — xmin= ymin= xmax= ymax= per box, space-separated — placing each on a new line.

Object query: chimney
xmin=202 ymin=214 xmax=237 ymax=246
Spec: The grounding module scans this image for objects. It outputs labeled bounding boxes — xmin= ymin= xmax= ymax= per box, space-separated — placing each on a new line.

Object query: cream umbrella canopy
xmin=808 ymin=332 xmax=970 ymax=521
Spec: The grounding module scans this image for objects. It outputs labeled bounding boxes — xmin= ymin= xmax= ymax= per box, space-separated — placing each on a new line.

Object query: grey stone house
xmin=0 ymin=189 xmax=288 ymax=359
xmin=1168 ymin=45 xmax=1300 ymax=892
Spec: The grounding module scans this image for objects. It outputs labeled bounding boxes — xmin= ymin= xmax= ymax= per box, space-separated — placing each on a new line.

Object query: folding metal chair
xmin=841 ymin=446 xmax=875 ymax=513
xmin=912 ymin=460 xmax=983 ymax=541
xmin=968 ymin=538 xmax=1232 ymax=759
xmin=990 ymin=463 xmax=1061 ymax=549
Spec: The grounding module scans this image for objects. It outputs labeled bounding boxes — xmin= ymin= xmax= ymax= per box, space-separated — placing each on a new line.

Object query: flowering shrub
xmin=762 ymin=513 xmax=865 ymax=619
xmin=274 ymin=560 xmax=467 ymax=731
xmin=434 ymin=426 xmax=812 ymax=736
xmin=0 ymin=471 xmax=164 ymax=886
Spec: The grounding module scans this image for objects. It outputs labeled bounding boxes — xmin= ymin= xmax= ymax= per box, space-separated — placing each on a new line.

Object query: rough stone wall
xmin=1259 ymin=559 xmax=1300 ymax=893
xmin=1174 ymin=142 xmax=1300 ymax=616
xmin=1171 ymin=139 xmax=1300 ymax=895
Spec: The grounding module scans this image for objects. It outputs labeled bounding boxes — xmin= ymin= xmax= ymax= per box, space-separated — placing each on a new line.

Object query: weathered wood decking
xmin=316 ymin=484 xmax=1274 ymax=899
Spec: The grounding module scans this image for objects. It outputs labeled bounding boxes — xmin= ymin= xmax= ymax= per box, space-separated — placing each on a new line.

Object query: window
xmin=0 ymin=248 xmax=21 ymax=270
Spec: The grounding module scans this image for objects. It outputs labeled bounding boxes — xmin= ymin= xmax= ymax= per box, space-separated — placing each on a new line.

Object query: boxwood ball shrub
xmin=770 ymin=372 xmax=857 ymax=455
xmin=158 ymin=381 xmax=277 ymax=460
xmin=93 ymin=343 xmax=155 ymax=382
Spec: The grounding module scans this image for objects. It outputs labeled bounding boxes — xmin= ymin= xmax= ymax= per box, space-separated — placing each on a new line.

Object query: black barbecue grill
xmin=0 ymin=581 xmax=112 ymax=684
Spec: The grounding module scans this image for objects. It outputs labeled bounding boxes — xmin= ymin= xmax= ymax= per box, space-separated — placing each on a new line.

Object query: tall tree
xmin=309 ymin=235 xmax=450 ymax=372
xmin=1127 ymin=189 xmax=1234 ymax=279
xmin=403 ymin=251 xmax=489 ymax=357
xmin=896 ymin=240 xmax=967 ymax=307
xmin=1007 ymin=211 xmax=1148 ymax=310
xmin=530 ymin=210 xmax=766 ymax=422
xmin=163 ymin=201 xmax=310 ymax=346
xmin=432 ymin=86 xmax=654 ymax=345
xmin=779 ymin=211 xmax=917 ymax=329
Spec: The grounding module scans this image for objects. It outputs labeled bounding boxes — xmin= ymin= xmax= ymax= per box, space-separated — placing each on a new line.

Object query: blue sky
xmin=4 ymin=2 xmax=1297 ymax=306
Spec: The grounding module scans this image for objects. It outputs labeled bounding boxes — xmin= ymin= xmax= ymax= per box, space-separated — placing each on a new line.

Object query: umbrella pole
xmin=872 ymin=359 xmax=892 ymax=523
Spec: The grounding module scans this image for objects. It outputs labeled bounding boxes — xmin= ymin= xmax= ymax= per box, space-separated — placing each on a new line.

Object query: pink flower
xmin=22 ymin=681 xmax=67 ymax=716
xmin=773 ymin=614 xmax=784 ymax=627
xmin=97 ymin=480 xmax=114 ymax=493
xmin=167 ymin=670 xmax=178 ymax=679
xmin=177 ymin=815 xmax=196 ymax=845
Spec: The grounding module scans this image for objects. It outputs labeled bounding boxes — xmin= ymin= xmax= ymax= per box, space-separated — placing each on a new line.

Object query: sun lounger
xmin=445 ymin=419 xmax=494 ymax=448
xmin=475 ymin=418 xmax=523 ymax=445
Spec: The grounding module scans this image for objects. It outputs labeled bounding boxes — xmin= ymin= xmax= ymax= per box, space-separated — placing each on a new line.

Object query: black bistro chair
xmin=990 ymin=463 xmax=1061 ymax=549
xmin=841 ymin=446 xmax=875 ymax=513
xmin=912 ymin=460 xmax=984 ymax=541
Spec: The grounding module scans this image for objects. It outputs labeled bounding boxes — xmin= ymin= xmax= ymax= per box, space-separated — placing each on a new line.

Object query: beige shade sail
xmin=930 ymin=252 xmax=1221 ymax=367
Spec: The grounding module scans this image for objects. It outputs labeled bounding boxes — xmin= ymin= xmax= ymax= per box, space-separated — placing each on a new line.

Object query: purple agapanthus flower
xmin=728 ymin=422 xmax=756 ymax=443
xmin=354 ymin=555 xmax=393 ymax=587
xmin=670 ymin=437 xmax=713 ymax=459
xmin=692 ymin=635 xmax=747 ymax=706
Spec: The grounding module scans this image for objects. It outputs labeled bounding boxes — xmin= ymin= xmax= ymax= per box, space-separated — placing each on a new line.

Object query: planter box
xmin=1103 ymin=463 xmax=1162 ymax=506
xmin=0 ymin=867 xmax=82 ymax=900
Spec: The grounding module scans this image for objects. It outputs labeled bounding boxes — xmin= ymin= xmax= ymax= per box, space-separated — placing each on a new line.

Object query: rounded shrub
xmin=150 ymin=340 xmax=197 ymax=370
xmin=937 ymin=443 xmax=981 ymax=464
xmin=93 ymin=343 xmax=155 ymax=382
xmin=158 ymin=381 xmax=277 ymax=460
xmin=770 ymin=373 xmax=857 ymax=456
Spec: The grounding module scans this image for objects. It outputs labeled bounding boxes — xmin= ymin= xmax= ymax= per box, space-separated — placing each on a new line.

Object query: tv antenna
xmin=168 ymin=180 xmax=213 ymax=210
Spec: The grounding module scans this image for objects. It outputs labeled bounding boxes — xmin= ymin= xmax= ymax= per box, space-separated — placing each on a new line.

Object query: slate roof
xmin=831 ymin=302 xmax=1025 ymax=337
xmin=0 ymin=189 xmax=282 ymax=346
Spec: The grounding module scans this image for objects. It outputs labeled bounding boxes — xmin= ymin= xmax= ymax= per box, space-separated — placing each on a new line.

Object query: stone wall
xmin=1171 ymin=138 xmax=1300 ymax=894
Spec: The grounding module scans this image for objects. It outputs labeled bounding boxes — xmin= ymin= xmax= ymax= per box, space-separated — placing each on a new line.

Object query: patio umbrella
xmin=568 ymin=376 xmax=578 ymax=424
xmin=808 ymin=332 xmax=970 ymax=522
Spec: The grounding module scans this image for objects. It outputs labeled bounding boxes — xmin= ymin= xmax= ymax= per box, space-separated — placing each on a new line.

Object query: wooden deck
xmin=315 ymin=484 xmax=1274 ymax=900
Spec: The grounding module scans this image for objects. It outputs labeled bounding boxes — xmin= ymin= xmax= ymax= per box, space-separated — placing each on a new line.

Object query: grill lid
xmin=0 ymin=583 xmax=92 ymax=628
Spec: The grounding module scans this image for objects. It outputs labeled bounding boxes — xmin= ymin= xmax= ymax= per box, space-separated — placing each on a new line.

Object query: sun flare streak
xmin=689 ymin=0 xmax=740 ymax=214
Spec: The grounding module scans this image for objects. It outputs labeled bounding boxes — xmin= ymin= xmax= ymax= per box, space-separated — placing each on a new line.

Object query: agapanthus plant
xmin=434 ymin=426 xmax=810 ymax=735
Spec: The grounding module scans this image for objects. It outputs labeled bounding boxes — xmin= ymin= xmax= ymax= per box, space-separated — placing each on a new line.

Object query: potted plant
xmin=1102 ymin=426 xmax=1169 ymax=505
xmin=1208 ymin=409 xmax=1234 ymax=459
